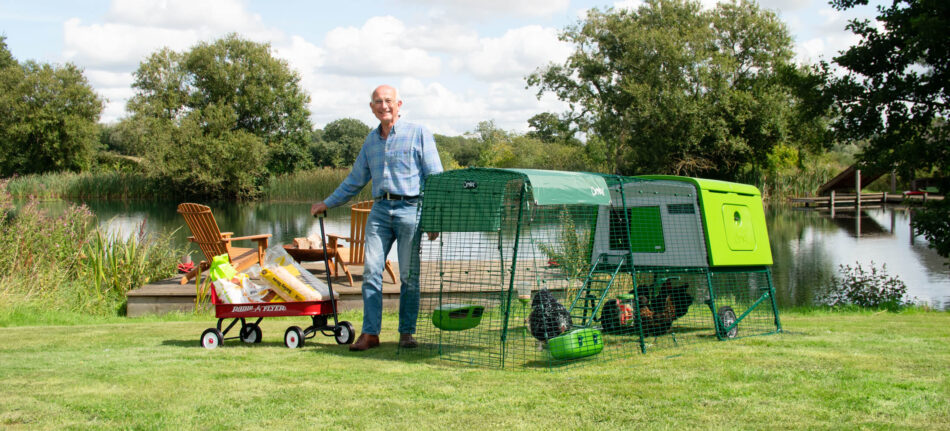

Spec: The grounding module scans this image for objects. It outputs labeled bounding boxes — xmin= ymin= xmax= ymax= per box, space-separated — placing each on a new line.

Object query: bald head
xmin=369 ymin=85 xmax=402 ymax=130
xmin=370 ymin=85 xmax=400 ymax=103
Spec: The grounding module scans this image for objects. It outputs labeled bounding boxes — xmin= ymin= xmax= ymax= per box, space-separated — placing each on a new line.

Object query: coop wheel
xmin=334 ymin=321 xmax=355 ymax=345
xmin=717 ymin=306 xmax=738 ymax=339
xmin=240 ymin=323 xmax=262 ymax=344
xmin=200 ymin=328 xmax=224 ymax=349
xmin=284 ymin=326 xmax=305 ymax=348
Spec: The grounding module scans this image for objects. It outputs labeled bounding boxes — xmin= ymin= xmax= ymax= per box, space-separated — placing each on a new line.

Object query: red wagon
xmin=199 ymin=215 xmax=355 ymax=349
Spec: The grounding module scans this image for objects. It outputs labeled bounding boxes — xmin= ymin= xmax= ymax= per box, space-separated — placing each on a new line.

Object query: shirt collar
xmin=376 ymin=120 xmax=401 ymax=137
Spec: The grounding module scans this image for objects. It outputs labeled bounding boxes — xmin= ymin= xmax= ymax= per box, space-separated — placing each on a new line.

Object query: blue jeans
xmin=360 ymin=198 xmax=421 ymax=335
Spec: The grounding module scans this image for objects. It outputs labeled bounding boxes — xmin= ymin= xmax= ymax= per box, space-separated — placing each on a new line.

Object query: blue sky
xmin=0 ymin=0 xmax=881 ymax=135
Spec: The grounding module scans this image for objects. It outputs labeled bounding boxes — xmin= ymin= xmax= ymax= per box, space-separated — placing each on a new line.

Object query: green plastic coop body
xmin=407 ymin=168 xmax=781 ymax=370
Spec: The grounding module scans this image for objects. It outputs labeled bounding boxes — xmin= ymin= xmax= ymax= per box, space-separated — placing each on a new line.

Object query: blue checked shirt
xmin=324 ymin=121 xmax=443 ymax=208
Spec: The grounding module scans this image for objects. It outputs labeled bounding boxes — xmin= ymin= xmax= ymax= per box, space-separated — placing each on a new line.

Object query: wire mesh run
xmin=406 ymin=169 xmax=781 ymax=370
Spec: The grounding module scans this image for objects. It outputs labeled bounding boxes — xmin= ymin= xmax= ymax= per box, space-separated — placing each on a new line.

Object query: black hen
xmin=634 ymin=278 xmax=694 ymax=336
xmin=529 ymin=289 xmax=572 ymax=342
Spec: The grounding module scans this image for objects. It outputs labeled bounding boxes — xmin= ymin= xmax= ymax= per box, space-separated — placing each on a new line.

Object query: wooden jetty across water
xmin=789 ymin=164 xmax=942 ymax=215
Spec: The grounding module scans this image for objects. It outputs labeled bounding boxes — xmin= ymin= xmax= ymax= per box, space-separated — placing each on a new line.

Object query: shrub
xmin=817 ymin=261 xmax=909 ymax=311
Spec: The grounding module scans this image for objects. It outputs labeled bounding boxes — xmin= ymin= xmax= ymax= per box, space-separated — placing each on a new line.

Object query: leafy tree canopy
xmin=124 ymin=34 xmax=314 ymax=197
xmin=829 ymin=0 xmax=950 ymax=258
xmin=127 ymin=34 xmax=313 ymax=178
xmin=0 ymin=38 xmax=103 ymax=177
xmin=830 ymin=0 xmax=949 ymax=179
xmin=529 ymin=0 xmax=823 ymax=178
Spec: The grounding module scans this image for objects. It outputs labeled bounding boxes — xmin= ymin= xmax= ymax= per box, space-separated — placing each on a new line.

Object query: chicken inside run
xmin=407 ymin=168 xmax=782 ymax=370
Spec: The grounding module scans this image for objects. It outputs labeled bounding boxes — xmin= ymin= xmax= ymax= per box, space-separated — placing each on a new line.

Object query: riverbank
xmin=0 ymin=309 xmax=946 ymax=429
xmin=4 ymin=168 xmax=371 ymax=202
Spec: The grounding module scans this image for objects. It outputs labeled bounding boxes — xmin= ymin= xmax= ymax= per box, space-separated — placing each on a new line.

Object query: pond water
xmin=38 ymin=200 xmax=950 ymax=310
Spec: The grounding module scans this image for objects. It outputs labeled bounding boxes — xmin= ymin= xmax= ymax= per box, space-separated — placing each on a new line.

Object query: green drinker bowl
xmin=432 ymin=304 xmax=485 ymax=331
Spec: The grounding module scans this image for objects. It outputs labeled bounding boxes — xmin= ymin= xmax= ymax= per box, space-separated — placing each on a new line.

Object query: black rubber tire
xmin=717 ymin=306 xmax=738 ymax=339
xmin=284 ymin=326 xmax=305 ymax=348
xmin=240 ymin=323 xmax=262 ymax=344
xmin=335 ymin=321 xmax=355 ymax=345
xmin=200 ymin=328 xmax=224 ymax=349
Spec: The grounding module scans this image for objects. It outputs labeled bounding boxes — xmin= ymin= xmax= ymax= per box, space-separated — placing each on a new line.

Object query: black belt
xmin=376 ymin=192 xmax=419 ymax=201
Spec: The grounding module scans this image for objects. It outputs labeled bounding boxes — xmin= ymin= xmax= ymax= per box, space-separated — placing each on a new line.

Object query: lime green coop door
xmin=721 ymin=204 xmax=755 ymax=251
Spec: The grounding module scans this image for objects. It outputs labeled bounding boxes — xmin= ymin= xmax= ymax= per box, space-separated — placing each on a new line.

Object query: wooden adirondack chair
xmin=177 ymin=203 xmax=272 ymax=285
xmin=327 ymin=200 xmax=398 ymax=286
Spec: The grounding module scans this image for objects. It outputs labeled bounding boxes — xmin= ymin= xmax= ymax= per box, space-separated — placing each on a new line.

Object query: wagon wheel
xmin=240 ymin=323 xmax=263 ymax=344
xmin=200 ymin=328 xmax=224 ymax=349
xmin=284 ymin=326 xmax=305 ymax=348
xmin=717 ymin=306 xmax=738 ymax=339
xmin=334 ymin=321 xmax=355 ymax=345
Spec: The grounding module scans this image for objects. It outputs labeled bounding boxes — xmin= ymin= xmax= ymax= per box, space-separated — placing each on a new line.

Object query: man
xmin=311 ymin=85 xmax=442 ymax=351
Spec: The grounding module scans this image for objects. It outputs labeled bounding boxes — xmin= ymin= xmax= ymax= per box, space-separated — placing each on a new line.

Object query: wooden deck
xmin=789 ymin=192 xmax=942 ymax=209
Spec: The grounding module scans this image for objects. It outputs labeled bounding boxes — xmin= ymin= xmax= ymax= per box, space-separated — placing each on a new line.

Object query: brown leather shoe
xmin=349 ymin=333 xmax=380 ymax=351
xmin=398 ymin=333 xmax=418 ymax=348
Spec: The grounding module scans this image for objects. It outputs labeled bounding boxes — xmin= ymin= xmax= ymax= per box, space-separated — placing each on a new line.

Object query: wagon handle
xmin=315 ymin=213 xmax=340 ymax=325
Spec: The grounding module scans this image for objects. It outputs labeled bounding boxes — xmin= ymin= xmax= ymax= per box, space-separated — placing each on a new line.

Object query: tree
xmin=0 ymin=38 xmax=103 ymax=176
xmin=126 ymin=34 xmax=314 ymax=193
xmin=527 ymin=112 xmax=577 ymax=145
xmin=829 ymin=0 xmax=950 ymax=257
xmin=830 ymin=0 xmax=949 ymax=178
xmin=528 ymin=0 xmax=818 ymax=178
xmin=0 ymin=36 xmax=14 ymax=69
xmin=322 ymin=118 xmax=370 ymax=167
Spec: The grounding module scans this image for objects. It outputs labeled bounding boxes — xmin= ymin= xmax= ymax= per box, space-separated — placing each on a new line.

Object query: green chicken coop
xmin=408 ymin=168 xmax=781 ymax=369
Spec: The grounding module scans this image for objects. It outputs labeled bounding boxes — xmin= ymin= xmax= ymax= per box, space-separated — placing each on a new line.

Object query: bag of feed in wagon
xmin=263 ymin=245 xmax=337 ymax=300
xmin=261 ymin=265 xmax=322 ymax=302
xmin=208 ymin=254 xmax=244 ymax=304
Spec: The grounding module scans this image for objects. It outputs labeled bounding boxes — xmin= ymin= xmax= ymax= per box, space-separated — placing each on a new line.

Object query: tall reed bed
xmin=0 ymin=183 xmax=184 ymax=315
xmin=743 ymin=162 xmax=840 ymax=201
xmin=6 ymin=171 xmax=167 ymax=200
xmin=262 ymin=168 xmax=371 ymax=202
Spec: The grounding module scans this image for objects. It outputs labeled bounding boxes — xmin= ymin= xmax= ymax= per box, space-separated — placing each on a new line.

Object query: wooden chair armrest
xmin=326 ymin=234 xmax=350 ymax=246
xmin=227 ymin=234 xmax=272 ymax=243
xmin=220 ymin=232 xmax=234 ymax=238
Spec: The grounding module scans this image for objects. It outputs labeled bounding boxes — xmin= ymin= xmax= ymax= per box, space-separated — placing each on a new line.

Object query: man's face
xmin=370 ymin=87 xmax=401 ymax=124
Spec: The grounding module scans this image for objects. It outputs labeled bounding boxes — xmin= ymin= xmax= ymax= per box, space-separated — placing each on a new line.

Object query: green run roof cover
xmin=507 ymin=168 xmax=611 ymax=206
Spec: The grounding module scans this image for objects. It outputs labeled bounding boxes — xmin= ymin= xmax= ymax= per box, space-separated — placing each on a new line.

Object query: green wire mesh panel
xmin=407 ymin=169 xmax=780 ymax=369
xmin=706 ymin=268 xmax=782 ymax=340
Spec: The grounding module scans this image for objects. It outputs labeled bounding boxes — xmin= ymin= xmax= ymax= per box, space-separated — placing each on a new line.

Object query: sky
xmin=0 ymin=0 xmax=883 ymax=136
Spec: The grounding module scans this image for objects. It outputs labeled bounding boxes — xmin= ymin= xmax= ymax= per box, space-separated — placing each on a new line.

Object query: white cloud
xmin=395 ymin=0 xmax=570 ymax=18
xmin=62 ymin=18 xmax=200 ymax=69
xmin=453 ymin=25 xmax=572 ymax=81
xmin=402 ymin=21 xmax=480 ymax=53
xmin=322 ymin=16 xmax=441 ymax=77
xmin=105 ymin=0 xmax=263 ymax=32
xmin=613 ymin=0 xmax=645 ymax=11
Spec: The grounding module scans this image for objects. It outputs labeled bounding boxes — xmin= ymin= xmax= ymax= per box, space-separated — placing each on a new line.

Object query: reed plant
xmin=0 ymin=183 xmax=183 ymax=315
xmin=262 ymin=167 xmax=371 ymax=202
xmin=80 ymin=219 xmax=183 ymax=315
xmin=5 ymin=171 xmax=166 ymax=200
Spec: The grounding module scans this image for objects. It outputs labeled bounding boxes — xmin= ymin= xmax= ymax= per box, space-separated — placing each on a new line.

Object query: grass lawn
xmin=0 ymin=308 xmax=948 ymax=430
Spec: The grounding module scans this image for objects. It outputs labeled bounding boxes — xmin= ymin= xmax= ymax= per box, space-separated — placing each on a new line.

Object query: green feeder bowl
xmin=548 ymin=328 xmax=604 ymax=360
xmin=432 ymin=304 xmax=485 ymax=331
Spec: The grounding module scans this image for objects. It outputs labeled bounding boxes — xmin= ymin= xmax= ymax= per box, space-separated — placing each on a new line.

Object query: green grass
xmin=0 ymin=308 xmax=947 ymax=430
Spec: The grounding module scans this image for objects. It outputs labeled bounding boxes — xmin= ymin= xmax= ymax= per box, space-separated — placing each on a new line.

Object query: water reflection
xmin=768 ymin=205 xmax=950 ymax=310
xmin=29 ymin=199 xmax=950 ymax=310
